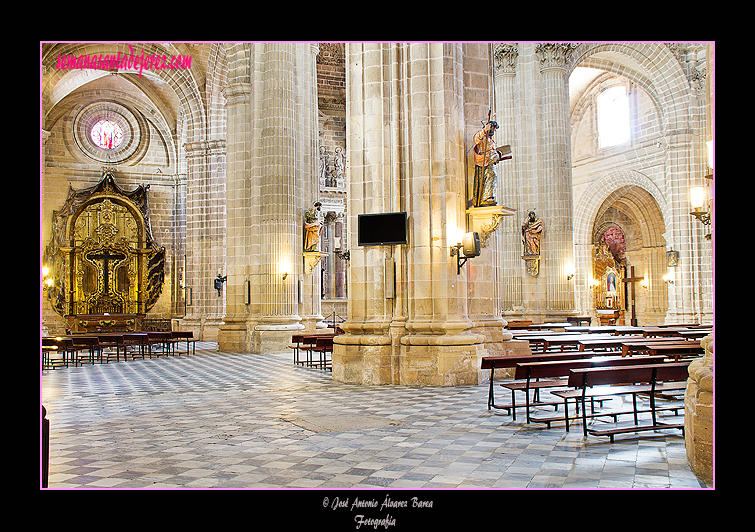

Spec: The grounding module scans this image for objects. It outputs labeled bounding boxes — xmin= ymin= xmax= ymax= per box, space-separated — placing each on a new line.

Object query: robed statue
xmin=304 ymin=201 xmax=323 ymax=252
xmin=472 ymin=120 xmax=511 ymax=208
xmin=521 ymin=210 xmax=542 ymax=256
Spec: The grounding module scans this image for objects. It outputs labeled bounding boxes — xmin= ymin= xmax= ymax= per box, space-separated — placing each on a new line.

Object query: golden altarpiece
xmin=593 ymin=241 xmax=625 ymax=325
xmin=43 ymin=169 xmax=165 ymax=333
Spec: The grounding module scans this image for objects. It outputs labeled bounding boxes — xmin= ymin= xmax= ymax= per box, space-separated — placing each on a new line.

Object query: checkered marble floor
xmin=41 ymin=343 xmax=708 ymax=490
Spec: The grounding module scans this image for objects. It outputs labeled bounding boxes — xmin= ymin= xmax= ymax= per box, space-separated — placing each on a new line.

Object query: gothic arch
xmin=567 ymin=43 xmax=692 ymax=136
xmin=574 ymin=169 xmax=669 ymax=249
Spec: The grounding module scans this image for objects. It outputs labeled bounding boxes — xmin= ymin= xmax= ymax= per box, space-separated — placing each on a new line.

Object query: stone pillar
xmin=182 ymin=139 xmax=226 ymax=342
xmin=664 ymin=132 xmax=712 ymax=325
xmin=494 ymin=44 xmax=525 ymax=317
xmin=334 ymin=43 xmax=485 ymax=387
xmin=536 ymin=43 xmax=576 ymax=319
xmin=498 ymin=43 xmax=576 ymax=323
xmin=218 ymin=43 xmax=319 ymax=353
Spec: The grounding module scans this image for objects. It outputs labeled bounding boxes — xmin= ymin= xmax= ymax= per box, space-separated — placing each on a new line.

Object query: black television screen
xmin=358 ymin=212 xmax=408 ymax=246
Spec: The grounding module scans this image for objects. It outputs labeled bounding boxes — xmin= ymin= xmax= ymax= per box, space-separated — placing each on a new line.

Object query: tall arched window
xmin=597 ymin=86 xmax=630 ymax=148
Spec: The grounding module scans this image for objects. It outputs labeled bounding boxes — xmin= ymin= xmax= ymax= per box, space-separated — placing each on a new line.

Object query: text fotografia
xmin=325 ymin=494 xmax=433 ymax=529
xmin=54 ymin=46 xmax=192 ymax=78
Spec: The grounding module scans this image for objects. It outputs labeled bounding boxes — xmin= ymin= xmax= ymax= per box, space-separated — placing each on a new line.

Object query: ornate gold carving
xmin=303 ymin=251 xmax=327 ymax=274
xmin=43 ymin=169 xmax=165 ymax=318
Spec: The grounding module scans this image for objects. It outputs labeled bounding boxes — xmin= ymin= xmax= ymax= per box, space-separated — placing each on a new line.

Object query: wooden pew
xmin=171 ymin=331 xmax=196 ymax=356
xmin=290 ymin=333 xmax=336 ymax=369
xmin=42 ymin=337 xmax=72 ymax=369
xmin=516 ymin=355 xmax=667 ymax=428
xmin=553 ymin=362 xmax=691 ymax=441
xmin=482 ymin=351 xmax=608 ymax=413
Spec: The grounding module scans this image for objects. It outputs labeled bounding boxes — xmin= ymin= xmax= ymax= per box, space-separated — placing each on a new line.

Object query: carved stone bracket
xmin=466 ymin=205 xmax=516 ymax=248
xmin=522 ymin=254 xmax=540 ymax=277
xmin=303 ymin=251 xmax=328 ymax=275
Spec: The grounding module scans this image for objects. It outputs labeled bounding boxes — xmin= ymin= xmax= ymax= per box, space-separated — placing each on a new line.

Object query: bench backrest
xmin=514 ymin=355 xmax=667 ymax=380
xmin=480 ymin=351 xmax=602 ymax=370
xmin=568 ymin=362 xmax=691 ymax=388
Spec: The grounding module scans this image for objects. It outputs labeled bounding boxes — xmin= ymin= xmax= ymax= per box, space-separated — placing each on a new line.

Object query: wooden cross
xmin=86 ymin=249 xmax=126 ymax=293
xmin=622 ymin=266 xmax=644 ymax=327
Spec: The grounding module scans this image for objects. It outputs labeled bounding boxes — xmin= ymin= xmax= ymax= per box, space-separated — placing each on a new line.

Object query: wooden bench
xmin=290 ymin=333 xmax=336 ymax=369
xmin=69 ymin=336 xmax=103 ymax=365
xmin=42 ymin=337 xmax=73 ymax=369
xmin=171 ymin=331 xmax=196 ymax=356
xmin=516 ymin=355 xmax=667 ymax=427
xmin=552 ymin=362 xmax=691 ymax=441
xmin=482 ymin=351 xmax=608 ymax=413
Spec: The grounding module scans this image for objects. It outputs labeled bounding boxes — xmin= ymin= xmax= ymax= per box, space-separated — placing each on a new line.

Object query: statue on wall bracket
xmin=471 ymin=117 xmax=511 ymax=208
xmin=465 ymin=113 xmax=516 ymax=251
xmin=303 ymin=200 xmax=327 ymax=274
xmin=521 ymin=210 xmax=542 ymax=277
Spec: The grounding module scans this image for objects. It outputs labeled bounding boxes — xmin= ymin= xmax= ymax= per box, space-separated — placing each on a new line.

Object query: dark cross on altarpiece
xmin=86 ymin=249 xmax=126 ymax=294
xmin=622 ymin=266 xmax=644 ymax=327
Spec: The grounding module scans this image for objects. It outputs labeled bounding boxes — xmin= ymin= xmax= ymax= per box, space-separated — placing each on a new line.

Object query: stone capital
xmin=493 ymin=43 xmax=519 ymax=75
xmin=535 ymin=43 xmax=577 ymax=72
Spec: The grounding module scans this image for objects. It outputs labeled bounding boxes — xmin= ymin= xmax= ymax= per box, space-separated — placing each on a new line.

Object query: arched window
xmin=597 ymin=86 xmax=630 ymax=148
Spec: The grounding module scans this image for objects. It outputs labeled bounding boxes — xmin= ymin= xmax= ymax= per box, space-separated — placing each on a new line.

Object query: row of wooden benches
xmin=289 ymin=333 xmax=336 ymax=371
xmin=481 ymin=352 xmax=691 ymax=442
xmin=42 ymin=331 xmax=196 ymax=369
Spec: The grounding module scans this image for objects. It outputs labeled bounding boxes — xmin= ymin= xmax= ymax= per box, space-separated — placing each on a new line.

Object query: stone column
xmin=494 ymin=44 xmax=525 ymax=317
xmin=334 ymin=43 xmax=485 ymax=387
xmin=218 ymin=43 xmax=318 ymax=353
xmin=182 ymin=139 xmax=226 ymax=342
xmin=536 ymin=43 xmax=576 ymax=319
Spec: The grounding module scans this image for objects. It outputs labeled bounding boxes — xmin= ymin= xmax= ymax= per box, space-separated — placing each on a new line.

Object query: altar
xmin=65 ymin=313 xmax=143 ymax=334
xmin=593 ymin=242 xmax=626 ymax=325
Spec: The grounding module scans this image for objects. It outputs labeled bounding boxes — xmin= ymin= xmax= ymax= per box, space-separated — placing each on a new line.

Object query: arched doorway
xmin=590 ymin=184 xmax=668 ymax=325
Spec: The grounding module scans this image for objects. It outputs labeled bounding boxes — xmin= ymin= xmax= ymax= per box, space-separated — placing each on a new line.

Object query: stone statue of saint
xmin=472 ymin=120 xmax=504 ymax=207
xmin=304 ymin=201 xmax=323 ymax=252
xmin=521 ymin=210 xmax=542 ymax=256
xmin=318 ymin=145 xmax=329 ymax=186
xmin=333 ymin=146 xmax=345 ymax=185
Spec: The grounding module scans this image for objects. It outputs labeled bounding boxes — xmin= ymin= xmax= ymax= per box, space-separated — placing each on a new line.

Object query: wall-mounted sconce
xmin=641 ymin=279 xmax=649 ymax=290
xmin=214 ymin=274 xmax=227 ymax=295
xmin=662 ymin=273 xmax=675 ymax=284
xmin=450 ymin=232 xmax=481 ymax=274
xmin=565 ymin=266 xmax=575 ymax=281
xmin=335 ymin=249 xmax=350 ymax=261
xmin=689 ymin=139 xmax=713 ymax=240
xmin=589 ymin=278 xmax=599 ymax=289
xmin=282 ymin=272 xmax=288 ymax=281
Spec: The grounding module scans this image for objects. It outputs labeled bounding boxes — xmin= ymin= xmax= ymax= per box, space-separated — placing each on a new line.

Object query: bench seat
xmin=552 ymin=362 xmax=690 ymax=441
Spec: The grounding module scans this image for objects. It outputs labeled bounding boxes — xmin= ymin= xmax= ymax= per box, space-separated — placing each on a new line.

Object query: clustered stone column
xmin=334 ymin=43 xmax=487 ymax=386
xmin=218 ymin=43 xmax=320 ymax=354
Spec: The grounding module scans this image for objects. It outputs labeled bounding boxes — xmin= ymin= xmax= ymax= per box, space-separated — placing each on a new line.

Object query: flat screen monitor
xmin=358 ymin=212 xmax=408 ymax=246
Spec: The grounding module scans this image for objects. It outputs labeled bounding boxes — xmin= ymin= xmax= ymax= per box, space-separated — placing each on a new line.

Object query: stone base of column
xmin=398 ymin=334 xmax=487 ymax=387
xmin=332 ymin=334 xmax=394 ymax=385
xmin=218 ymin=319 xmax=304 ymax=354
xmin=333 ymin=332 xmax=488 ymax=387
xmin=180 ymin=316 xmax=223 ymax=343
